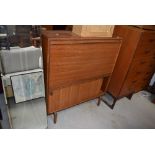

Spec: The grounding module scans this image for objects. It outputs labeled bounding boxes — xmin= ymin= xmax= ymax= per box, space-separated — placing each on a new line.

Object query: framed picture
xmin=11 ymin=71 xmax=45 ymax=103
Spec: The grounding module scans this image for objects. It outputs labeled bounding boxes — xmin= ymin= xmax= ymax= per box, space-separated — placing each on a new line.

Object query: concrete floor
xmin=0 ymin=94 xmax=47 ymax=129
xmin=0 ymin=94 xmax=10 ymax=128
xmin=48 ymin=91 xmax=155 ymax=129
xmin=1 ymin=91 xmax=155 ymax=129
xmin=8 ymin=97 xmax=47 ymax=129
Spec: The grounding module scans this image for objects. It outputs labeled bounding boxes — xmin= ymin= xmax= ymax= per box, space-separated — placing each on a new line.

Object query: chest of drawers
xmin=42 ymin=31 xmax=122 ymax=123
xmin=106 ymin=26 xmax=155 ymax=108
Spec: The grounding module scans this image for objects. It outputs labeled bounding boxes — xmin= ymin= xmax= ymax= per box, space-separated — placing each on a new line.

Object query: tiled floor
xmin=1 ymin=91 xmax=155 ymax=129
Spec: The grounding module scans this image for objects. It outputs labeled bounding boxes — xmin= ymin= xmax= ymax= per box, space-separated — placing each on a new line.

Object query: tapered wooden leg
xmin=97 ymin=96 xmax=101 ymax=106
xmin=53 ymin=112 xmax=57 ymax=124
xmin=126 ymin=93 xmax=134 ymax=100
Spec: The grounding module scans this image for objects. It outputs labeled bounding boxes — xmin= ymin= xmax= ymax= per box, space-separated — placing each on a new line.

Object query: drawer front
xmin=49 ymin=42 xmax=120 ymax=89
xmin=120 ymin=56 xmax=155 ymax=97
xmin=135 ymin=47 xmax=155 ymax=58
xmin=127 ymin=56 xmax=155 ymax=81
xmin=120 ymin=76 xmax=150 ymax=97
xmin=135 ymin=32 xmax=155 ymax=57
xmin=132 ymin=55 xmax=155 ymax=70
xmin=140 ymin=32 xmax=155 ymax=47
xmin=130 ymin=78 xmax=149 ymax=92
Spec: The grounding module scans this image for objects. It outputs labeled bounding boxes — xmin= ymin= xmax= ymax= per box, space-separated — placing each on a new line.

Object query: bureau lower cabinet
xmin=105 ymin=26 xmax=155 ymax=109
xmin=42 ymin=31 xmax=122 ymax=123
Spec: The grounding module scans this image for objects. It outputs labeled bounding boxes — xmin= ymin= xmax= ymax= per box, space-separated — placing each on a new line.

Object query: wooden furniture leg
xmin=97 ymin=93 xmax=117 ymax=109
xmin=53 ymin=112 xmax=57 ymax=124
xmin=97 ymin=96 xmax=101 ymax=106
xmin=126 ymin=92 xmax=134 ymax=100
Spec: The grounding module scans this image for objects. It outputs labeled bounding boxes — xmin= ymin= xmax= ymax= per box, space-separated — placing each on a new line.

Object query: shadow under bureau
xmin=42 ymin=31 xmax=122 ymax=123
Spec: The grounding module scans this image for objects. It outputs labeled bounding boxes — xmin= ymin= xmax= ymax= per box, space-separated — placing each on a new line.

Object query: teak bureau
xmin=103 ymin=26 xmax=155 ymax=109
xmin=42 ymin=31 xmax=122 ymax=123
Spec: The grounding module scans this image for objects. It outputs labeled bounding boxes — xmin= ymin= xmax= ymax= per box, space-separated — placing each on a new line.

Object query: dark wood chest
xmin=107 ymin=26 xmax=155 ymax=100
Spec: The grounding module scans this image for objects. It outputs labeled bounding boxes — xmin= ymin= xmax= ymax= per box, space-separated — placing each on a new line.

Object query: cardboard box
xmin=72 ymin=25 xmax=114 ymax=37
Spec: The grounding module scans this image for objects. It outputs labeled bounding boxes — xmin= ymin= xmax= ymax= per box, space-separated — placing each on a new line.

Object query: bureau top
xmin=42 ymin=30 xmax=122 ymax=43
xmin=42 ymin=30 xmax=79 ymax=39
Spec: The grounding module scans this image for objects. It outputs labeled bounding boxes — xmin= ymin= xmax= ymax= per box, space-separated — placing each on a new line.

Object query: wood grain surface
xmin=42 ymin=31 xmax=122 ymax=114
xmin=108 ymin=26 xmax=155 ymax=98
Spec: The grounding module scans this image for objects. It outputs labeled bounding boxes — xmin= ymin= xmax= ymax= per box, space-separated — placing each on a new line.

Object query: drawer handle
xmin=136 ymin=71 xmax=141 ymax=74
xmin=144 ymin=50 xmax=151 ymax=54
xmin=149 ymin=64 xmax=155 ymax=69
xmin=50 ymin=91 xmax=53 ymax=95
xmin=146 ymin=72 xmax=151 ymax=75
xmin=149 ymin=39 xmax=155 ymax=42
xmin=143 ymin=78 xmax=148 ymax=81
xmin=132 ymin=80 xmax=137 ymax=83
xmin=140 ymin=61 xmax=146 ymax=64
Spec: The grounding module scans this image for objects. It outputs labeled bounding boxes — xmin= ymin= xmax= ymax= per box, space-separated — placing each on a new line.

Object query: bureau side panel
xmin=107 ymin=26 xmax=141 ymax=97
xmin=42 ymin=35 xmax=50 ymax=111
